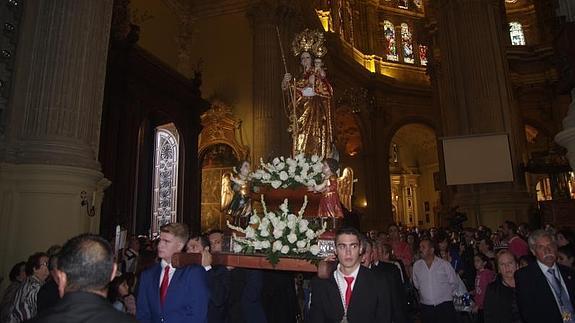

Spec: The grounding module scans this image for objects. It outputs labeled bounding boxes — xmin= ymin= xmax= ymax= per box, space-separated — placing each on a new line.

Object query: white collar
xmin=537 ymin=260 xmax=558 ymax=274
xmin=336 ymin=263 xmax=360 ymax=280
xmin=160 ymin=259 xmax=172 ymax=270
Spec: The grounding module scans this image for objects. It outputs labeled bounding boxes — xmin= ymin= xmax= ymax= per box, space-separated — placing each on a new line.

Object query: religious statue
xmin=221 ymin=160 xmax=252 ymax=227
xmin=281 ymin=29 xmax=334 ymax=160
xmin=308 ymin=158 xmax=354 ymax=229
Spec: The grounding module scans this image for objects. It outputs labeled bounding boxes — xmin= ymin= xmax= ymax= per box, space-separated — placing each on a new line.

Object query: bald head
xmin=57 ymin=234 xmax=115 ymax=293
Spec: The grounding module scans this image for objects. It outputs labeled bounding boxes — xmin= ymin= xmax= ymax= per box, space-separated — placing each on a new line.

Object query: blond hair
xmin=160 ymin=223 xmax=189 ymax=244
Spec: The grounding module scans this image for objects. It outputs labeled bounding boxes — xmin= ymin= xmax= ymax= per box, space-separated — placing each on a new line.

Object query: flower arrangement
xmin=227 ymin=195 xmax=327 ymax=265
xmin=250 ymin=154 xmax=324 ymax=189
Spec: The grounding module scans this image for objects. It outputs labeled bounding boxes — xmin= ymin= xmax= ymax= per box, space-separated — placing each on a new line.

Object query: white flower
xmin=249 ymin=215 xmax=260 ymax=224
xmin=273 ymin=240 xmax=283 ymax=251
xmin=261 ymin=240 xmax=271 ymax=249
xmin=287 ymin=233 xmax=297 ymax=244
xmin=313 ymin=163 xmax=323 ymax=173
xmin=233 ymin=244 xmax=243 ymax=253
xmin=279 ymin=199 xmax=289 ymax=213
xmin=274 ymin=221 xmax=286 ymax=231
xmin=306 ymin=229 xmax=316 ymax=239
xmin=253 ymin=240 xmax=263 ymax=250
xmin=277 ymin=162 xmax=285 ymax=170
xmin=297 ymin=240 xmax=307 ymax=249
xmin=245 ymin=226 xmax=256 ymax=239
xmin=261 ymin=217 xmax=270 ymax=226
xmin=287 ymin=213 xmax=297 ymax=222
xmin=299 ymin=219 xmax=309 ymax=232
xmin=281 ymin=245 xmax=290 ymax=254
xmin=310 ymin=245 xmax=320 ymax=255
xmin=271 ymin=181 xmax=282 ymax=189
xmin=287 ymin=219 xmax=296 ymax=230
xmin=259 ymin=227 xmax=270 ymax=237
xmin=262 ymin=172 xmax=271 ymax=180
xmin=288 ymin=166 xmax=296 ymax=175
xmin=311 ymin=155 xmax=319 ymax=163
xmin=273 ymin=228 xmax=284 ymax=239
xmin=273 ymin=157 xmax=280 ymax=165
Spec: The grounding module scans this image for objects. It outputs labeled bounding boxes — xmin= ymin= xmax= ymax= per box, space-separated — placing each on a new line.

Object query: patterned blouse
xmin=9 ymin=275 xmax=43 ymax=322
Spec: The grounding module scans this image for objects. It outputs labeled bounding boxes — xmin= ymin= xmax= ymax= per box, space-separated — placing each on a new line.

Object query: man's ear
xmin=56 ymin=270 xmax=67 ymax=298
xmin=110 ymin=263 xmax=118 ymax=282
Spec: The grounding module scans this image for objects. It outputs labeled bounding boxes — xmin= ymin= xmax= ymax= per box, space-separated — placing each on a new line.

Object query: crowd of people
xmin=0 ymin=220 xmax=574 ymax=323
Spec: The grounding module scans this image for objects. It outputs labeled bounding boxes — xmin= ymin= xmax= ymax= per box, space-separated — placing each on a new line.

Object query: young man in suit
xmin=308 ymin=227 xmax=392 ymax=323
xmin=28 ymin=234 xmax=136 ymax=323
xmin=516 ymin=229 xmax=575 ymax=323
xmin=137 ymin=223 xmax=209 ymax=323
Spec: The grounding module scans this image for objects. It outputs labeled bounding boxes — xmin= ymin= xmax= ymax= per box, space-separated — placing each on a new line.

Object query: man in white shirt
xmin=412 ymin=238 xmax=458 ymax=323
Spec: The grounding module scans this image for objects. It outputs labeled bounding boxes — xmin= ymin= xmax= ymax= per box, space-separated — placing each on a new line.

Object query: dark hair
xmin=58 ymin=234 xmax=114 ymax=292
xmin=480 ymin=238 xmax=494 ymax=251
xmin=519 ymin=254 xmax=536 ymax=265
xmin=504 ymin=221 xmax=517 ymax=233
xmin=9 ymin=261 xmax=26 ymax=282
xmin=324 ymin=158 xmax=339 ymax=174
xmin=25 ymin=252 xmax=48 ymax=276
xmin=558 ymin=229 xmax=575 ymax=246
xmin=335 ymin=227 xmax=362 ymax=242
xmin=359 ymin=234 xmax=373 ymax=254
xmin=107 ymin=275 xmax=128 ymax=303
xmin=558 ymin=245 xmax=575 ymax=260
xmin=206 ymin=229 xmax=224 ymax=237
xmin=420 ymin=238 xmax=437 ymax=251
xmin=188 ymin=234 xmax=211 ymax=250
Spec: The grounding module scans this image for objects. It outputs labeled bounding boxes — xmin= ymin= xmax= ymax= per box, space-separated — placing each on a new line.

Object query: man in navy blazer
xmin=137 ymin=223 xmax=209 ymax=323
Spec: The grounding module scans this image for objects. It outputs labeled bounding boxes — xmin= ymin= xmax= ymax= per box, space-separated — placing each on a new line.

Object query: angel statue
xmin=281 ymin=29 xmax=334 ymax=160
xmin=309 ymin=158 xmax=354 ymax=228
xmin=221 ymin=160 xmax=252 ymax=227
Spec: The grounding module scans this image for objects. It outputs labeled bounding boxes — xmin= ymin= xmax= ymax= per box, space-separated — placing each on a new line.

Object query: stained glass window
xmin=151 ymin=123 xmax=180 ymax=235
xmin=383 ymin=21 xmax=398 ymax=61
xmin=401 ymin=23 xmax=414 ymax=64
xmin=509 ymin=22 xmax=525 ymax=45
xmin=419 ymin=45 xmax=428 ymax=66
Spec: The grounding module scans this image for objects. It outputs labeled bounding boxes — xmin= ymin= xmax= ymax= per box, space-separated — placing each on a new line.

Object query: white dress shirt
xmin=334 ymin=263 xmax=360 ymax=292
xmin=159 ymin=259 xmax=176 ymax=287
xmin=537 ymin=260 xmax=570 ymax=311
xmin=412 ymin=256 xmax=459 ymax=306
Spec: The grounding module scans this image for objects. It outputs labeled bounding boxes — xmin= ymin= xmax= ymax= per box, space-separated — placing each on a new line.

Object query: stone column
xmin=432 ymin=0 xmax=531 ymax=227
xmin=0 ymin=0 xmax=113 ymax=278
xmin=248 ymin=1 xmax=288 ymax=163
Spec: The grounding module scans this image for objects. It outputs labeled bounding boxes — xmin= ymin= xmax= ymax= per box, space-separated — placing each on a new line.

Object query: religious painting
xmin=401 ymin=23 xmax=414 ymax=64
xmin=383 ymin=21 xmax=398 ymax=61
xmin=419 ymin=45 xmax=428 ymax=66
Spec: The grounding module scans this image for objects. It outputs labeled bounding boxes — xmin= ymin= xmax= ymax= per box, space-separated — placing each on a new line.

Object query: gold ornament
xmin=291 ymin=29 xmax=327 ymax=58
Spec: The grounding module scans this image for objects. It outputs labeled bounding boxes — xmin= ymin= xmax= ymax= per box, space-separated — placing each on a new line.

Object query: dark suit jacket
xmin=515 ymin=262 xmax=575 ymax=323
xmin=307 ymin=265 xmax=392 ymax=323
xmin=36 ymin=279 xmax=59 ymax=314
xmin=26 ymin=291 xmax=136 ymax=323
xmin=137 ymin=263 xmax=210 ymax=323
xmin=228 ymin=269 xmax=267 ymax=323
xmin=484 ymin=276 xmax=518 ymax=323
xmin=207 ymin=265 xmax=230 ymax=323
xmin=373 ymin=262 xmax=408 ymax=323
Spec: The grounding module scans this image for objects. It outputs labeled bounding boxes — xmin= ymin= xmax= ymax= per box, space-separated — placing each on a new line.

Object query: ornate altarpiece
xmin=198 ymin=102 xmax=249 ymax=231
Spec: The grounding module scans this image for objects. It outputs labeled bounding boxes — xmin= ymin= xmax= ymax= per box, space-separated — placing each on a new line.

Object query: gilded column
xmin=0 ymin=0 xmax=113 ymax=277
xmin=248 ymin=1 xmax=287 ymax=163
xmin=432 ymin=0 xmax=531 ymax=227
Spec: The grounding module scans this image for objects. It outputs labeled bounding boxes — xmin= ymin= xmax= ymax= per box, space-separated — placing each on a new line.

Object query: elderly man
xmin=516 ymin=229 xmax=575 ymax=323
xmin=26 ymin=234 xmax=135 ymax=323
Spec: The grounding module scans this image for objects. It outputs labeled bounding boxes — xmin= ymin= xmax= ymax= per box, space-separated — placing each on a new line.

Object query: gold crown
xmin=291 ymin=29 xmax=327 ymax=58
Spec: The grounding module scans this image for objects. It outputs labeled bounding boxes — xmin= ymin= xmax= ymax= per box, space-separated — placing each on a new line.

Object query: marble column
xmin=432 ymin=0 xmax=532 ymax=227
xmin=248 ymin=1 xmax=288 ymax=163
xmin=0 ymin=0 xmax=113 ymax=279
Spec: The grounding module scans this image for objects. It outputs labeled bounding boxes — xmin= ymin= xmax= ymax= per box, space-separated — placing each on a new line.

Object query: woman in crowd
xmin=108 ymin=275 xmax=136 ymax=315
xmin=557 ymin=245 xmax=575 ymax=269
xmin=438 ymin=233 xmax=463 ymax=273
xmin=473 ymin=253 xmax=496 ymax=322
xmin=484 ymin=250 xmax=521 ymax=323
xmin=478 ymin=237 xmax=496 ymax=269
xmin=0 ymin=262 xmax=26 ymax=322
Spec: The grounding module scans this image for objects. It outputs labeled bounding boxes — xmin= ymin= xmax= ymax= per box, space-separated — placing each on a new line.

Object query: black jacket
xmin=515 ymin=262 xmax=575 ymax=323
xmin=484 ymin=276 xmax=521 ymax=323
xmin=307 ymin=265 xmax=392 ymax=323
xmin=26 ymin=291 xmax=136 ymax=323
xmin=373 ymin=262 xmax=408 ymax=323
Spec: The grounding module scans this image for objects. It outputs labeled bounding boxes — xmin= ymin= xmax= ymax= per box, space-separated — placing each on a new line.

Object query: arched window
xmin=509 ymin=22 xmax=526 ymax=45
xmin=401 ymin=23 xmax=414 ymax=64
xmin=383 ymin=21 xmax=398 ymax=61
xmin=151 ymin=123 xmax=180 ymax=235
xmin=419 ymin=45 xmax=428 ymax=66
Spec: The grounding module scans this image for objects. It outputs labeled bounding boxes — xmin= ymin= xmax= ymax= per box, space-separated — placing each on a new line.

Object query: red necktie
xmin=344 ymin=276 xmax=354 ymax=308
xmin=160 ymin=266 xmax=170 ymax=305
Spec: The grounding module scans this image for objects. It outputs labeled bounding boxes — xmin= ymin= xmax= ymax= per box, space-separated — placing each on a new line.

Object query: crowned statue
xmin=281 ymin=29 xmax=334 ymax=160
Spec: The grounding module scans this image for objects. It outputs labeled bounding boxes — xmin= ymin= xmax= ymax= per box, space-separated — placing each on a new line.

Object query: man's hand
xmin=201 ymin=247 xmax=212 ymax=267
